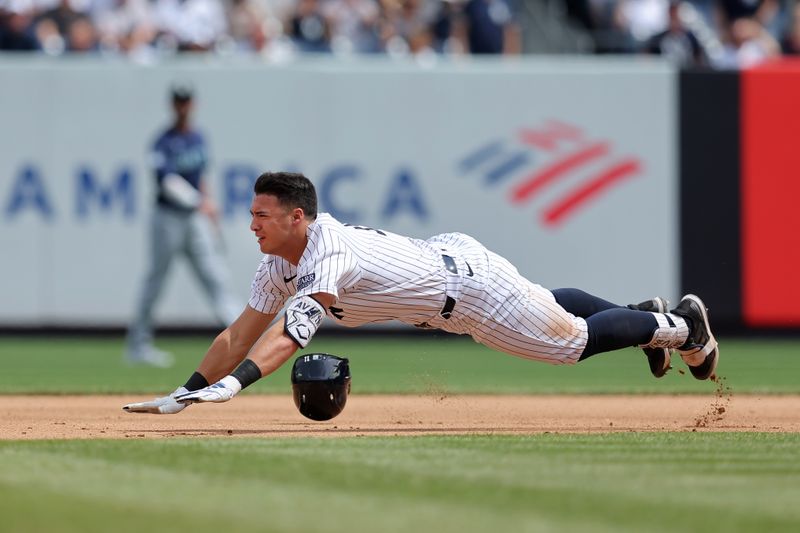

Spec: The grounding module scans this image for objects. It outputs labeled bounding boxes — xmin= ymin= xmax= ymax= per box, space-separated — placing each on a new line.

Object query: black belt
xmin=440 ymin=255 xmax=457 ymax=319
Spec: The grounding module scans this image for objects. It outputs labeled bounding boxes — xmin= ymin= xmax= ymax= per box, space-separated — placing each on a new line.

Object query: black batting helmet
xmin=291 ymin=353 xmax=351 ymax=421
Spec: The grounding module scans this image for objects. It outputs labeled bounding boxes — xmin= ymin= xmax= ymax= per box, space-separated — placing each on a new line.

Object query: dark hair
xmin=254 ymin=172 xmax=318 ymax=219
xmin=170 ymin=84 xmax=194 ymax=103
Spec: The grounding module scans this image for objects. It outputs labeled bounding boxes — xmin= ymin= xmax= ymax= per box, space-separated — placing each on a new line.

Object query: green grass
xmin=1 ymin=336 xmax=797 ymax=533
xmin=1 ymin=433 xmax=799 ymax=533
xmin=0 ymin=335 xmax=797 ymax=395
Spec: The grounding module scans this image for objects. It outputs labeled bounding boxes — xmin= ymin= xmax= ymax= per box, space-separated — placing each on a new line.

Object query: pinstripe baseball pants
xmin=424 ymin=233 xmax=588 ymax=365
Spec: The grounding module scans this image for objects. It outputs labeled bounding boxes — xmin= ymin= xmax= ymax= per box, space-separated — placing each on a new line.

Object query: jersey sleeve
xmin=248 ymin=257 xmax=290 ymax=314
xmin=294 ymin=227 xmax=360 ymax=300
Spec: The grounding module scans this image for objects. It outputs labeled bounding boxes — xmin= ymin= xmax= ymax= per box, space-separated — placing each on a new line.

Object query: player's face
xmin=249 ymin=194 xmax=298 ymax=257
xmin=172 ymin=99 xmax=192 ymax=122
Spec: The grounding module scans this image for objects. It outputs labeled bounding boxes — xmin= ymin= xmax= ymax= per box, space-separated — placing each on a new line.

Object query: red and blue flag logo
xmin=459 ymin=120 xmax=642 ymax=227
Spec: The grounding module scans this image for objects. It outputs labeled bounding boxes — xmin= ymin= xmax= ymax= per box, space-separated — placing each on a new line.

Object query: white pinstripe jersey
xmin=248 ymin=213 xmax=589 ymax=365
xmin=248 ymin=213 xmax=452 ymax=327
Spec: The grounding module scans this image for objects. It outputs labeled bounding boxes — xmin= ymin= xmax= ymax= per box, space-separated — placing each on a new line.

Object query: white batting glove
xmin=123 ymin=387 xmax=190 ymax=415
xmin=173 ymin=376 xmax=242 ymax=404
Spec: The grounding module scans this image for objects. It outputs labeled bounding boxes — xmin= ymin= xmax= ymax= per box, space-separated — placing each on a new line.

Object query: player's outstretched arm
xmin=195 ymin=306 xmax=276 ymax=383
xmin=175 ymin=293 xmax=334 ymax=406
xmin=122 ymin=306 xmax=275 ymax=414
xmin=173 ymin=315 xmax=299 ymax=404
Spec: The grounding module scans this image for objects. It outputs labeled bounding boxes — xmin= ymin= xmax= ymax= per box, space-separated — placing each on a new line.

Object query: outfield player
xmin=124 ymin=171 xmax=719 ymax=413
xmin=125 ymin=86 xmax=240 ymax=367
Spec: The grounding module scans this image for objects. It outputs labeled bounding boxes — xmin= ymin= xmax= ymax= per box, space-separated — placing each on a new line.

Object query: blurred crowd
xmin=0 ymin=0 xmax=798 ymax=67
xmin=0 ymin=0 xmax=522 ymax=60
xmin=574 ymin=0 xmax=800 ymax=67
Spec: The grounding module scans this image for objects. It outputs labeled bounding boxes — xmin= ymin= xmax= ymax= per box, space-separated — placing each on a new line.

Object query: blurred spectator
xmin=322 ymin=0 xmax=382 ymax=53
xmin=588 ymin=0 xmax=670 ymax=52
xmin=66 ymin=12 xmax=97 ymax=50
xmin=380 ymin=0 xmax=436 ymax=56
xmin=429 ymin=0 xmax=466 ymax=53
xmin=454 ymin=0 xmax=522 ymax=54
xmin=91 ymin=0 xmax=156 ymax=56
xmin=780 ymin=1 xmax=800 ymax=53
xmin=619 ymin=0 xmax=670 ymax=44
xmin=0 ymin=1 xmax=40 ymax=50
xmin=646 ymin=0 xmax=706 ymax=65
xmin=33 ymin=0 xmax=87 ymax=54
xmin=286 ymin=0 xmax=331 ymax=51
xmin=225 ymin=0 xmax=272 ymax=52
xmin=715 ymin=0 xmax=785 ymax=40
xmin=5 ymin=0 xmax=800 ymax=63
xmin=716 ymin=15 xmax=780 ymax=66
xmin=35 ymin=0 xmax=82 ymax=35
xmin=152 ymin=0 xmax=227 ymax=52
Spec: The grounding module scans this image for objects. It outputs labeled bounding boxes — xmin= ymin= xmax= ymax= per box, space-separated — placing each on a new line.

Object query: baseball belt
xmin=440 ymin=255 xmax=458 ymax=319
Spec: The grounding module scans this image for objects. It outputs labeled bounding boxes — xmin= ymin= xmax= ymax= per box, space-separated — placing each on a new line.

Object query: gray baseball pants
xmin=126 ymin=206 xmax=240 ymax=355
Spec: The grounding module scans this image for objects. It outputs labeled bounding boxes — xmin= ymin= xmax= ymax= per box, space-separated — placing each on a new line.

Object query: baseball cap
xmin=170 ymin=84 xmax=194 ymax=102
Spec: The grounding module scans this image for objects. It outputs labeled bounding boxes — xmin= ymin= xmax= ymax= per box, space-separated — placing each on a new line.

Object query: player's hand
xmin=122 ymin=387 xmax=189 ymax=414
xmin=174 ymin=376 xmax=240 ymax=404
xmin=199 ymin=198 xmax=219 ymax=222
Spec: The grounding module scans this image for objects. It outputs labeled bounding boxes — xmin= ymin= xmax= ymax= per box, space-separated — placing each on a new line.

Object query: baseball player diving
xmin=124 ymin=171 xmax=719 ymax=416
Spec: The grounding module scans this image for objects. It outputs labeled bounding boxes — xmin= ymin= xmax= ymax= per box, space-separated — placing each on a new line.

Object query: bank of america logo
xmin=458 ymin=121 xmax=642 ymax=227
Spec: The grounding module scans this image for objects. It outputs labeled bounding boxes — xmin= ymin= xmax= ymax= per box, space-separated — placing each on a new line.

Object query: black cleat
xmin=628 ymin=297 xmax=671 ymax=378
xmin=670 ymin=294 xmax=719 ymax=380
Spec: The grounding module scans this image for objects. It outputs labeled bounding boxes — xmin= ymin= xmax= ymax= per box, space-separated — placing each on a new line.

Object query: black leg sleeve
xmin=552 ymin=288 xmax=623 ymax=318
xmin=580 ymin=308 xmax=659 ymax=360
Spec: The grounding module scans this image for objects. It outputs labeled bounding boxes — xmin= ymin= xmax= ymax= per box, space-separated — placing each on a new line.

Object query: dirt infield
xmin=2 ymin=391 xmax=799 ymax=439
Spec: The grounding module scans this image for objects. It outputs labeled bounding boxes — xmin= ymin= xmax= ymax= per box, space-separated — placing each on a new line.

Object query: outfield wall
xmin=1 ymin=56 xmax=679 ymax=328
xmin=680 ymin=60 xmax=800 ymax=330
